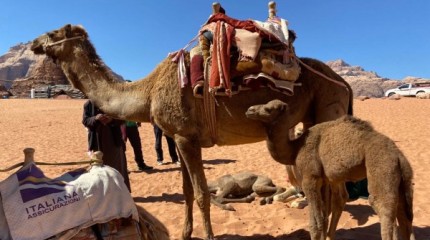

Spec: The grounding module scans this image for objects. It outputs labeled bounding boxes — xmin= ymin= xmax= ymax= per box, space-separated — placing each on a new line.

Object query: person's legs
xmin=166 ymin=135 xmax=179 ymax=163
xmin=127 ymin=126 xmax=144 ymax=165
xmin=153 ymin=124 xmax=164 ymax=164
xmin=127 ymin=126 xmax=153 ymax=170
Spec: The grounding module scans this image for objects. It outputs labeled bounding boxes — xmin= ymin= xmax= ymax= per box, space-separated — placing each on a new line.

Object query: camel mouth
xmin=30 ymin=35 xmax=48 ymax=54
xmin=245 ymin=107 xmax=258 ymax=119
xmin=31 ymin=41 xmax=45 ymax=54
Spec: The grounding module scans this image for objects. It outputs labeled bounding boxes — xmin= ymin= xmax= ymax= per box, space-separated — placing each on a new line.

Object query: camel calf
xmin=208 ymin=172 xmax=285 ymax=211
xmin=246 ymin=100 xmax=415 ymax=240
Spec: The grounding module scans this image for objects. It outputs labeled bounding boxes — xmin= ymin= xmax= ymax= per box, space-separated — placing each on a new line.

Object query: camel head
xmin=245 ymin=99 xmax=289 ymax=123
xmin=31 ymin=24 xmax=89 ymax=62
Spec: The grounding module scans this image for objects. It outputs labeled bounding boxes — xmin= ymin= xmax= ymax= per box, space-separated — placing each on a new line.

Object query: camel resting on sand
xmin=207 ymin=172 xmax=286 ymax=211
xmin=246 ymin=100 xmax=415 ymax=240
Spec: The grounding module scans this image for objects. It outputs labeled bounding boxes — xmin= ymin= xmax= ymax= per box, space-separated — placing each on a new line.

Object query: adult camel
xmin=31 ymin=24 xmax=352 ymax=240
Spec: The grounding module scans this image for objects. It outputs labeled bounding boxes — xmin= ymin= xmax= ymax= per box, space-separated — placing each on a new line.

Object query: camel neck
xmin=59 ymin=44 xmax=153 ymax=122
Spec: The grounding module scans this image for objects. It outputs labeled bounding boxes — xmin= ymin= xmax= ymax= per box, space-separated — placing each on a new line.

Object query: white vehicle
xmin=384 ymin=82 xmax=430 ymax=97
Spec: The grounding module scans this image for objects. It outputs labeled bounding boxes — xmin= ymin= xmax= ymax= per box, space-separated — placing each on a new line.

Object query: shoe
xmin=173 ymin=161 xmax=181 ymax=166
xmin=157 ymin=161 xmax=164 ymax=166
xmin=138 ymin=164 xmax=153 ymax=171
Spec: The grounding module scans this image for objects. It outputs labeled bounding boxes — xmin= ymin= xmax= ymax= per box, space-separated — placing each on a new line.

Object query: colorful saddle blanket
xmin=191 ymin=13 xmax=301 ymax=97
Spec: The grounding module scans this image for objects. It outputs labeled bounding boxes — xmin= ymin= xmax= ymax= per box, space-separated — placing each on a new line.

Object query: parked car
xmin=384 ymin=82 xmax=430 ymax=97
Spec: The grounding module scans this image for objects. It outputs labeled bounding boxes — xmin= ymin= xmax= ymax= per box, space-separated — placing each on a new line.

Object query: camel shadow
xmin=133 ymin=193 xmax=184 ymax=204
xmin=129 ymin=165 xmax=181 ymax=174
xmin=343 ymin=203 xmax=376 ymax=225
xmin=191 ymin=223 xmax=430 ymax=240
xmin=193 ymin=229 xmax=310 ymax=240
xmin=335 ymin=223 xmax=430 ymax=240
xmin=202 ymin=158 xmax=237 ymax=165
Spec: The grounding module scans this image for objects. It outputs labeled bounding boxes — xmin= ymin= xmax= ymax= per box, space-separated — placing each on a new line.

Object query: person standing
xmin=153 ymin=123 xmax=180 ymax=166
xmin=82 ymin=100 xmax=131 ymax=192
xmin=123 ymin=121 xmax=153 ymax=171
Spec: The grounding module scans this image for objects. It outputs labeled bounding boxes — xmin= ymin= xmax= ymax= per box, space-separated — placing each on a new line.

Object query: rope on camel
xmin=294 ymin=56 xmax=350 ymax=92
xmin=0 ymin=159 xmax=103 ymax=172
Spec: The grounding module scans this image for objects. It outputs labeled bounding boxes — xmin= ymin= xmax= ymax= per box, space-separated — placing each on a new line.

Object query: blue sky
xmin=2 ymin=0 xmax=429 ymax=80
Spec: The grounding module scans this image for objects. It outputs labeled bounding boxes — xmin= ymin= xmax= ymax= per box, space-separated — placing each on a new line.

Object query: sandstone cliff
xmin=326 ymin=59 xmax=430 ymax=98
xmin=0 ymin=42 xmax=123 ymax=98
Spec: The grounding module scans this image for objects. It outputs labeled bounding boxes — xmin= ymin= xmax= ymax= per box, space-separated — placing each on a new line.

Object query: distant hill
xmin=326 ymin=59 xmax=430 ymax=98
xmin=0 ymin=42 xmax=428 ymax=98
xmin=0 ymin=42 xmax=123 ymax=98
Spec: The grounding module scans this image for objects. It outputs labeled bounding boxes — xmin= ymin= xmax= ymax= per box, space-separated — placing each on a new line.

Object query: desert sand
xmin=0 ymin=98 xmax=429 ymax=239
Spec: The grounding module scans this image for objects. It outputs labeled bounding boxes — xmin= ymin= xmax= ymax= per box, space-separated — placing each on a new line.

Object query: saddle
xmin=190 ymin=13 xmax=301 ymax=98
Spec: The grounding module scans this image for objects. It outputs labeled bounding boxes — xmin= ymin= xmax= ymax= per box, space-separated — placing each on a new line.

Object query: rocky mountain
xmin=0 ymin=42 xmax=428 ymax=98
xmin=0 ymin=42 xmax=123 ymax=98
xmin=326 ymin=59 xmax=430 ymax=98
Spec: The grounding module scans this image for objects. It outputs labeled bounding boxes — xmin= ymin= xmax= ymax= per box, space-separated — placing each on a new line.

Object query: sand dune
xmin=0 ymin=98 xmax=429 ymax=239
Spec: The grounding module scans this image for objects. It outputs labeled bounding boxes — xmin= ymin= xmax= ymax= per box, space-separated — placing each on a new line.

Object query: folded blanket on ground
xmin=0 ymin=163 xmax=138 ymax=240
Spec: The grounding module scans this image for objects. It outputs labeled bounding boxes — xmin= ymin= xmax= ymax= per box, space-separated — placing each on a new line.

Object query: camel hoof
xmin=288 ymin=197 xmax=308 ymax=209
xmin=245 ymin=195 xmax=255 ymax=203
xmin=224 ymin=204 xmax=236 ymax=211
xmin=260 ymin=198 xmax=267 ymax=205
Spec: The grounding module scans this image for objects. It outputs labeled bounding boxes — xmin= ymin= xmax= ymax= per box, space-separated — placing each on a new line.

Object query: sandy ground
xmin=0 ymin=98 xmax=429 ymax=239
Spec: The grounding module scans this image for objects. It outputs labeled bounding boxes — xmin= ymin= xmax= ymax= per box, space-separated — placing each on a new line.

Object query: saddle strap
xmin=203 ymin=56 xmax=218 ymax=143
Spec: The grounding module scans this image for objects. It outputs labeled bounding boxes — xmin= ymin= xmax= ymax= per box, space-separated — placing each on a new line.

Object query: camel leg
xmin=175 ymin=135 xmax=214 ymax=240
xmin=252 ymin=184 xmax=286 ymax=205
xmin=214 ymin=195 xmax=255 ymax=204
xmin=178 ymin=151 xmax=194 ymax=240
xmin=321 ymin=182 xmax=331 ymax=237
xmin=302 ymin=176 xmax=326 ymax=240
xmin=273 ymin=186 xmax=300 ymax=202
xmin=368 ymin=180 xmax=398 ymax=240
xmin=211 ymin=180 xmax=241 ymax=211
xmin=327 ymin=183 xmax=348 ymax=240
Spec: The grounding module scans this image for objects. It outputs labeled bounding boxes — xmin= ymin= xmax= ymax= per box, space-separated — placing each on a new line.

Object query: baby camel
xmin=208 ymin=172 xmax=285 ymax=211
xmin=246 ymin=100 xmax=415 ymax=240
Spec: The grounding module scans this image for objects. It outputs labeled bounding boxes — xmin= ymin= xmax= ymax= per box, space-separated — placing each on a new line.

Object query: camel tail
xmin=398 ymin=153 xmax=414 ymax=222
xmin=396 ymin=152 xmax=416 ymax=239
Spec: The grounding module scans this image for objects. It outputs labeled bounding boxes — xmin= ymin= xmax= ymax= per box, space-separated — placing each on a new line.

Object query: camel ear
xmin=72 ymin=25 xmax=88 ymax=39
xmin=64 ymin=24 xmax=73 ymax=38
xmin=277 ymin=102 xmax=289 ymax=113
xmin=271 ymin=100 xmax=288 ymax=112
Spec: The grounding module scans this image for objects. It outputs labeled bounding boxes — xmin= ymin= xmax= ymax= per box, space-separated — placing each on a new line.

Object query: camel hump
xmin=339 ymin=115 xmax=374 ymax=132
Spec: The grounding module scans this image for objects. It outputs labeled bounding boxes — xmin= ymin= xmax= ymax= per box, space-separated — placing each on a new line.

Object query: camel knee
xmin=194 ymin=191 xmax=211 ymax=209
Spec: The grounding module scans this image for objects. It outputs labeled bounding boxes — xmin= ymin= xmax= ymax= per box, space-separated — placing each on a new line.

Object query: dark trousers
xmin=126 ymin=126 xmax=145 ymax=167
xmin=153 ymin=124 xmax=178 ymax=162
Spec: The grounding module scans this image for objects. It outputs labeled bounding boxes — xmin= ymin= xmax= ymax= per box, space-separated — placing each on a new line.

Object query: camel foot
xmin=245 ymin=195 xmax=255 ymax=203
xmin=223 ymin=204 xmax=236 ymax=211
xmin=288 ymin=197 xmax=308 ymax=209
xmin=259 ymin=197 xmax=273 ymax=205
xmin=273 ymin=187 xmax=300 ymax=203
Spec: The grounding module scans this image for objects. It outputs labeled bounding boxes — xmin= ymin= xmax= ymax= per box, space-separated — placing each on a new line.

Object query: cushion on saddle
xmin=192 ymin=13 xmax=300 ymax=97
xmin=0 ymin=163 xmax=138 ymax=240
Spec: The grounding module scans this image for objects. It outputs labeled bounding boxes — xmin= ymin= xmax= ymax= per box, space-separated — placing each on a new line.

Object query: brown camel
xmin=208 ymin=172 xmax=286 ymax=211
xmin=31 ymin=24 xmax=352 ymax=240
xmin=246 ymin=100 xmax=415 ymax=240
